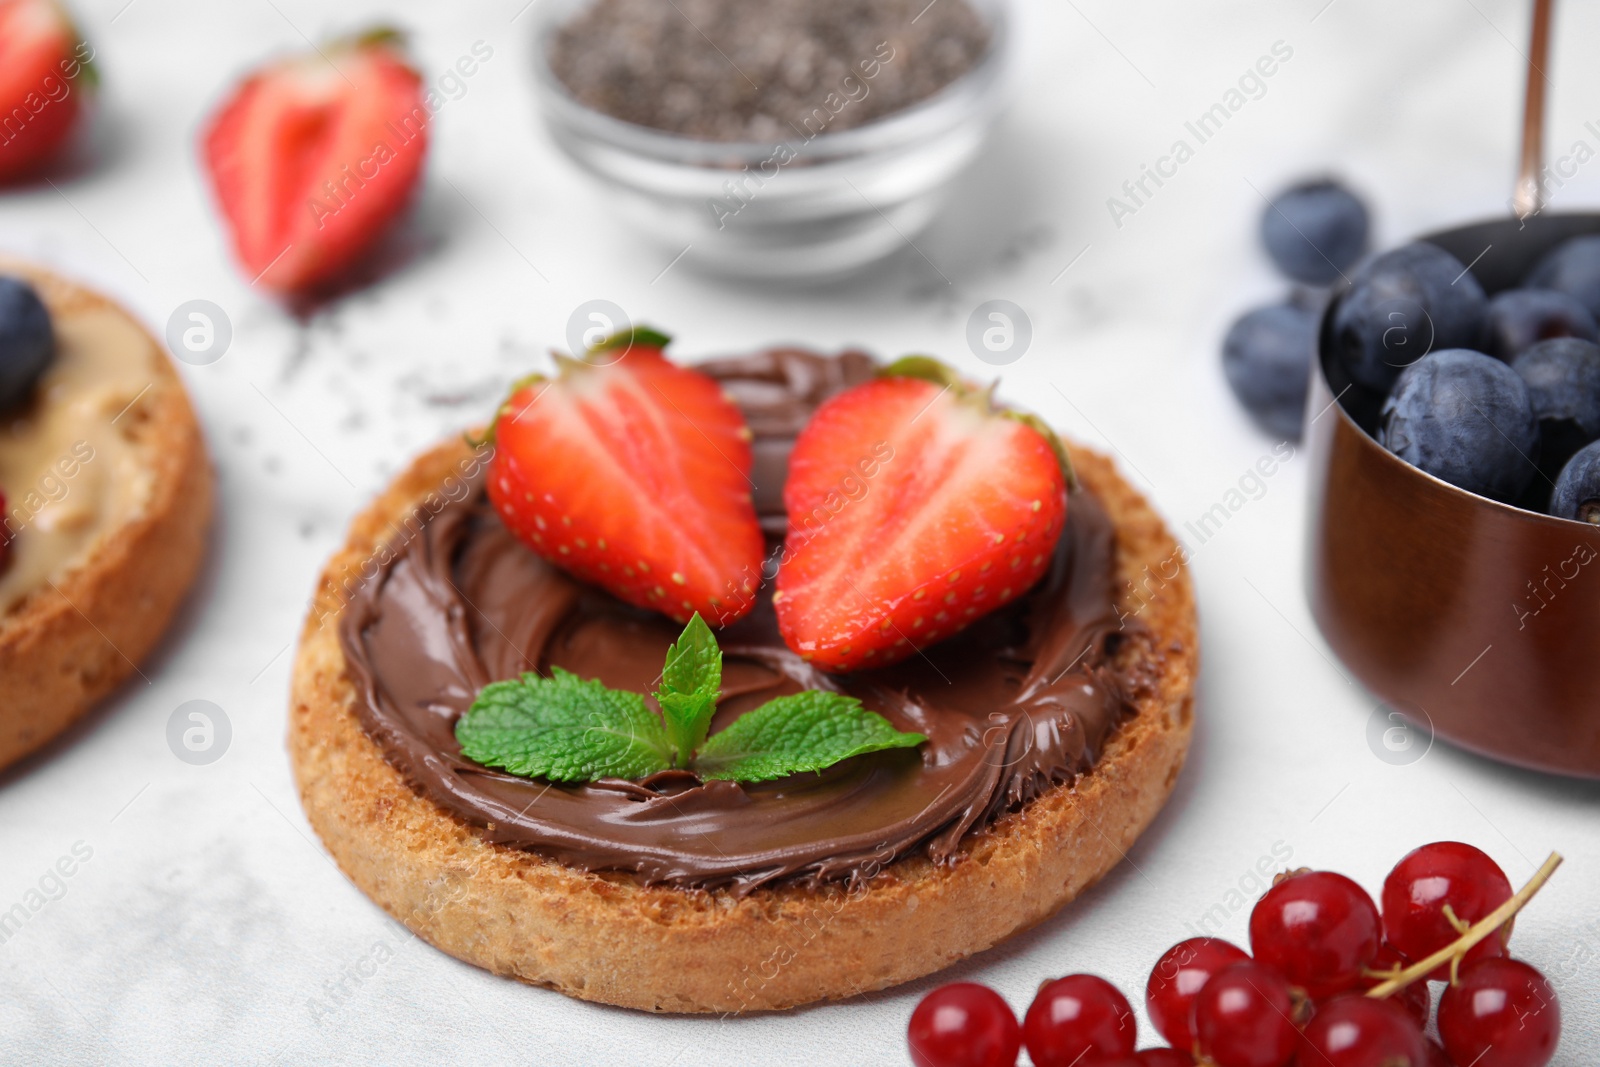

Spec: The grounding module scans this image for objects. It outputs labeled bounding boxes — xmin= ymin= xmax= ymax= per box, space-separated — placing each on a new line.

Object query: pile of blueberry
xmin=1223 ymin=178 xmax=1371 ymax=440
xmin=1332 ymin=234 xmax=1600 ymax=520
xmin=1224 ymin=180 xmax=1600 ymax=522
xmin=906 ymin=841 xmax=1560 ymax=1067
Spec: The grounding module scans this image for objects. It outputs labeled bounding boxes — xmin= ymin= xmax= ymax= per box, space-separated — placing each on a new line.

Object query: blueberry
xmin=1260 ymin=179 xmax=1370 ymax=286
xmin=1332 ymin=242 xmax=1488 ymax=392
xmin=1484 ymin=288 xmax=1598 ymax=359
xmin=1222 ymin=303 xmax=1314 ymax=439
xmin=1526 ymin=234 xmax=1600 ymax=321
xmin=1378 ymin=348 xmax=1539 ymax=501
xmin=1510 ymin=337 xmax=1600 ymax=481
xmin=1551 ymin=440 xmax=1600 ymax=523
xmin=0 ymin=276 xmax=54 ymax=412
xmin=1288 ymin=284 xmax=1331 ymax=316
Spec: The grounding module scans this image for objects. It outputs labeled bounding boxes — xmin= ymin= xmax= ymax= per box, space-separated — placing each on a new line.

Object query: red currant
xmin=1135 ymin=1050 xmax=1195 ymax=1066
xmin=1382 ymin=842 xmax=1511 ymax=979
xmin=1300 ymin=994 xmax=1429 ymax=1066
xmin=1249 ymin=870 xmax=1380 ymax=998
xmin=1145 ymin=937 xmax=1250 ymax=1051
xmin=1191 ymin=960 xmax=1299 ymax=1067
xmin=1081 ymin=1056 xmax=1195 ymax=1067
xmin=907 ymin=982 xmax=1021 ymax=1067
xmin=1423 ymin=1038 xmax=1453 ymax=1067
xmin=1354 ymin=942 xmax=1431 ymax=1029
xmin=1437 ymin=957 xmax=1560 ymax=1067
xmin=1023 ymin=973 xmax=1136 ymax=1067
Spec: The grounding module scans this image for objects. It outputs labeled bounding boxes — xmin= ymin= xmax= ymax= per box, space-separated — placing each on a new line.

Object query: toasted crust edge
xmin=0 ymin=264 xmax=214 ymax=771
xmin=287 ymin=437 xmax=1197 ymax=1013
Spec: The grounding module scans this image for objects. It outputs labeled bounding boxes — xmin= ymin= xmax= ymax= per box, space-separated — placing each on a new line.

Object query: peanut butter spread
xmin=0 ymin=301 xmax=159 ymax=613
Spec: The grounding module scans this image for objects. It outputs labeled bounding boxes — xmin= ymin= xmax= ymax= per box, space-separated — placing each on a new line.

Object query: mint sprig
xmin=454 ymin=615 xmax=926 ymax=785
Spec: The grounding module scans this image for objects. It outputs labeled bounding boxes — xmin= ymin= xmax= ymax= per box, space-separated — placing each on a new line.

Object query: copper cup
xmin=1305 ymin=213 xmax=1600 ymax=777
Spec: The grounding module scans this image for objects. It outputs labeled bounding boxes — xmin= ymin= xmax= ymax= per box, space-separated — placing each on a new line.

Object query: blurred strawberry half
xmin=486 ymin=329 xmax=767 ymax=627
xmin=774 ymin=358 xmax=1072 ymax=672
xmin=0 ymin=0 xmax=95 ymax=182
xmin=202 ymin=28 xmax=428 ymax=293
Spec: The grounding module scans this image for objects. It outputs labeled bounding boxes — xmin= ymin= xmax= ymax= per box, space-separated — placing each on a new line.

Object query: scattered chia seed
xmin=547 ymin=0 xmax=992 ymax=142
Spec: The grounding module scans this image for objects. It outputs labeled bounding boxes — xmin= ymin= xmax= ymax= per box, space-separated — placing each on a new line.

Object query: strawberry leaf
xmin=475 ymin=371 xmax=550 ymax=447
xmin=455 ymin=668 xmax=673 ymax=782
xmin=1004 ymin=410 xmax=1078 ymax=490
xmin=655 ymin=613 xmax=721 ymax=767
xmin=586 ymin=326 xmax=672 ymax=358
xmin=694 ymin=691 xmax=926 ymax=783
xmin=880 ymin=354 xmax=963 ymax=389
xmin=332 ymin=25 xmax=411 ymax=54
xmin=63 ymin=23 xmax=98 ymax=91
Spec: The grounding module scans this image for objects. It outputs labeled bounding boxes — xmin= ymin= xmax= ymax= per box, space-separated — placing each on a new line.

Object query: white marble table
xmin=2 ymin=0 xmax=1597 ymax=1063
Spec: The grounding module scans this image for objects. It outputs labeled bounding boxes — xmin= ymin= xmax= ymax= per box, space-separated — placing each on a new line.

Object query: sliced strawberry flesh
xmin=489 ymin=348 xmax=765 ymax=626
xmin=776 ymin=376 xmax=1067 ymax=671
xmin=203 ymin=39 xmax=427 ymax=291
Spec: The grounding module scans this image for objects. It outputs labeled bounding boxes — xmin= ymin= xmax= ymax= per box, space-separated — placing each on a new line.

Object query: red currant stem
xmin=1440 ymin=902 xmax=1472 ymax=935
xmin=1366 ymin=851 xmax=1563 ymax=999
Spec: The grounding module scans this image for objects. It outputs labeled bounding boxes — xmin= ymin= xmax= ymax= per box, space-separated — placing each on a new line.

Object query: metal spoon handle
xmin=1513 ymin=0 xmax=1554 ymax=218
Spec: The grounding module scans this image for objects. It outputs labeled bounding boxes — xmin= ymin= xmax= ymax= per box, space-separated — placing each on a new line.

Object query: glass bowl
xmin=529 ymin=0 xmax=1015 ymax=280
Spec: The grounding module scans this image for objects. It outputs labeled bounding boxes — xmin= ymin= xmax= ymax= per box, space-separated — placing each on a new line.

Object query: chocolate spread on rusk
xmin=340 ymin=349 xmax=1138 ymax=892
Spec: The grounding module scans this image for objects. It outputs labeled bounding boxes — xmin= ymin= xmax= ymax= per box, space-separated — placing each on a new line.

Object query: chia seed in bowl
xmin=531 ymin=0 xmax=1013 ymax=279
xmin=546 ymin=0 xmax=992 ymax=142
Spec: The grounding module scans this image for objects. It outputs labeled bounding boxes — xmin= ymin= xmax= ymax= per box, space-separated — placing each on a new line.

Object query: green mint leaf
xmin=655 ymin=613 xmax=721 ymax=768
xmin=661 ymin=613 xmax=720 ymax=697
xmin=455 ymin=668 xmax=673 ymax=783
xmin=694 ymin=691 xmax=926 ymax=784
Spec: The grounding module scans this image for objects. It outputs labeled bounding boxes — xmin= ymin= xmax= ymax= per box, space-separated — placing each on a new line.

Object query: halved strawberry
xmin=0 ymin=0 xmax=94 ymax=182
xmin=201 ymin=28 xmax=427 ymax=293
xmin=774 ymin=357 xmax=1072 ymax=672
xmin=486 ymin=329 xmax=766 ymax=627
